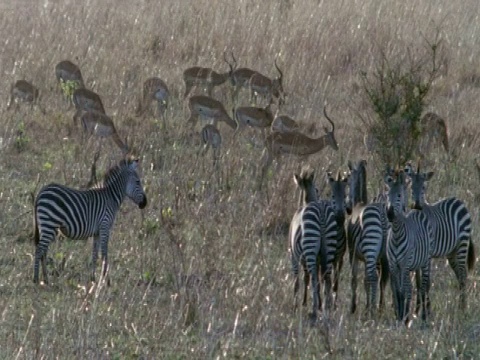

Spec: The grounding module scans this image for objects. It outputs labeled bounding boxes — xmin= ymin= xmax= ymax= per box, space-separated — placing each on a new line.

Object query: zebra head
xmin=404 ymin=161 xmax=434 ymax=210
xmin=293 ymin=166 xmax=317 ymax=205
xmin=347 ymin=159 xmax=367 ymax=208
xmin=385 ymin=168 xmax=407 ymax=221
xmin=327 ymin=170 xmax=349 ymax=220
xmin=124 ymin=158 xmax=147 ymax=209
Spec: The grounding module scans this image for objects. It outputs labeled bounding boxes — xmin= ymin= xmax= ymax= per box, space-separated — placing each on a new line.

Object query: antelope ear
xmin=293 ymin=174 xmax=301 ymax=185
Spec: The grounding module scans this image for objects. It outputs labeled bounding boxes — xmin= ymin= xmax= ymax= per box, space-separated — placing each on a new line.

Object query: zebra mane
xmin=101 ymin=158 xmax=137 ymax=187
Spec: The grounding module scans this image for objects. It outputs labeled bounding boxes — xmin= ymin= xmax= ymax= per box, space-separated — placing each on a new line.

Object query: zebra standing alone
xmin=346 ymin=160 xmax=390 ymax=317
xmin=385 ymin=168 xmax=433 ymax=324
xmin=405 ymin=162 xmax=474 ymax=310
xmin=33 ymin=157 xmax=147 ymax=284
xmin=290 ymin=167 xmax=338 ymax=322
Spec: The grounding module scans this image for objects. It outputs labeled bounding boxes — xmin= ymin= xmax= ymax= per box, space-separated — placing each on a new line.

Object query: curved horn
xmin=224 ymin=51 xmax=235 ymax=73
xmin=274 ymin=59 xmax=283 ymax=82
xmin=323 ymin=106 xmax=335 ymax=133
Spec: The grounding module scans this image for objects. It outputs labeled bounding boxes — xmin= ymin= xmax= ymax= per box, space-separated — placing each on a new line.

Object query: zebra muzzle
xmin=139 ymin=196 xmax=147 ymax=209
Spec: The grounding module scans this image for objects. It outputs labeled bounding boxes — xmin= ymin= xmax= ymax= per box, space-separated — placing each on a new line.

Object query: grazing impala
xmin=73 ymin=109 xmax=128 ymax=155
xmin=183 ymin=53 xmax=234 ymax=98
xmin=136 ymin=77 xmax=170 ymax=120
xmin=418 ymin=112 xmax=449 ymax=153
xmin=230 ymin=56 xmax=284 ymax=105
xmin=187 ymin=95 xmax=237 ymax=130
xmin=234 ymin=102 xmax=274 ymax=133
xmin=7 ymin=80 xmax=45 ymax=114
xmin=271 ymin=115 xmax=300 ymax=133
xmin=258 ymin=107 xmax=338 ymax=188
xmin=72 ymin=88 xmax=106 ymax=114
xmin=55 ymin=60 xmax=85 ymax=103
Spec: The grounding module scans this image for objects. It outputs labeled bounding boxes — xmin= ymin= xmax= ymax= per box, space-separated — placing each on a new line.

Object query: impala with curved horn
xmin=183 ymin=53 xmax=234 ymax=98
xmin=229 ymin=54 xmax=285 ymax=105
xmin=258 ymin=107 xmax=338 ymax=188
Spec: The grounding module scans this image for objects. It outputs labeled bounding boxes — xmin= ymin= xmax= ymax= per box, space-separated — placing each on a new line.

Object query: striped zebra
xmin=290 ymin=167 xmax=337 ymax=321
xmin=346 ymin=160 xmax=390 ymax=317
xmin=405 ymin=162 xmax=474 ymax=310
xmin=385 ymin=168 xmax=433 ymax=324
xmin=326 ymin=171 xmax=349 ymax=304
xmin=33 ymin=157 xmax=147 ymax=284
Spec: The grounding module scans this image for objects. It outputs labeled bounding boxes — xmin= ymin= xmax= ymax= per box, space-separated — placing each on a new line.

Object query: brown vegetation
xmin=0 ymin=0 xmax=479 ymax=358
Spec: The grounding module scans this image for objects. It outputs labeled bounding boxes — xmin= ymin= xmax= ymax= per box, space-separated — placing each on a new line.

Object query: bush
xmin=360 ymin=30 xmax=444 ymax=165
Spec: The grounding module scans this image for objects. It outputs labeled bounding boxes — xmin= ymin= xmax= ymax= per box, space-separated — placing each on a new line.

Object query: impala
xmin=418 ymin=112 xmax=449 ymax=154
xmin=230 ymin=55 xmax=285 ymax=105
xmin=55 ymin=60 xmax=85 ymax=87
xmin=7 ymin=80 xmax=45 ymax=114
xmin=183 ymin=53 xmax=234 ymax=98
xmin=73 ymin=110 xmax=128 ymax=155
xmin=72 ymin=88 xmax=106 ymax=114
xmin=258 ymin=107 xmax=338 ymax=188
xmin=136 ymin=77 xmax=170 ymax=129
xmin=55 ymin=60 xmax=85 ymax=103
xmin=187 ymin=95 xmax=237 ymax=130
xmin=271 ymin=115 xmax=300 ymax=133
xmin=234 ymin=102 xmax=274 ymax=134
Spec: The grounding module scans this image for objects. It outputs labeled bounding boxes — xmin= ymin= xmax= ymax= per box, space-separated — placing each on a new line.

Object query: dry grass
xmin=1 ymin=0 xmax=480 ymax=358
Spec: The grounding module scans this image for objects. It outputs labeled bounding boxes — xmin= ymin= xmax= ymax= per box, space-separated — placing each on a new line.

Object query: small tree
xmin=360 ymin=31 xmax=444 ymax=165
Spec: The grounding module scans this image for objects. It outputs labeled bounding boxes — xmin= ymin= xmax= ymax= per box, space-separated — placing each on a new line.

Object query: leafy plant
xmin=360 ymin=30 xmax=444 ymax=165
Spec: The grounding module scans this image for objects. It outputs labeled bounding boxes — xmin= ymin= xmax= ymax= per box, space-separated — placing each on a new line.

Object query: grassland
xmin=1 ymin=0 xmax=480 ymax=358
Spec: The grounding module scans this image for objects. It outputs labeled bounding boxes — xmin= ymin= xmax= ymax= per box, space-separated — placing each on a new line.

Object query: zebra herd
xmin=290 ymin=160 xmax=474 ymax=325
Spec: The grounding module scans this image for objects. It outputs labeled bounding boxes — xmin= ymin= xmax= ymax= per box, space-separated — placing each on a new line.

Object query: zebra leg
xmin=403 ymin=271 xmax=413 ymax=325
xmin=100 ymin=234 xmax=110 ymax=285
xmin=350 ymin=256 xmax=359 ymax=314
xmin=379 ymin=254 xmax=389 ymax=312
xmin=91 ymin=235 xmax=100 ymax=282
xmin=302 ymin=267 xmax=310 ymax=307
xmin=333 ymin=255 xmax=344 ymax=308
xmin=309 ymin=267 xmax=320 ymax=322
xmin=448 ymin=252 xmax=468 ymax=310
xmin=415 ymin=270 xmax=422 ymax=315
xmin=389 ymin=270 xmax=401 ymax=322
xmin=34 ymin=231 xmax=54 ymax=284
xmin=420 ymin=263 xmax=431 ymax=322
xmin=364 ymin=260 xmax=378 ymax=318
xmin=323 ymin=269 xmax=333 ymax=314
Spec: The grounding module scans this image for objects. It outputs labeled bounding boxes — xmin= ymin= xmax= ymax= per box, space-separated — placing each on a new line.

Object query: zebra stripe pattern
xmin=385 ymin=169 xmax=433 ymax=324
xmin=405 ymin=162 xmax=474 ymax=309
xmin=290 ymin=168 xmax=337 ymax=321
xmin=346 ymin=160 xmax=390 ymax=317
xmin=290 ymin=201 xmax=337 ymax=321
xmin=33 ymin=158 xmax=147 ymax=284
xmin=327 ymin=171 xmax=348 ymax=303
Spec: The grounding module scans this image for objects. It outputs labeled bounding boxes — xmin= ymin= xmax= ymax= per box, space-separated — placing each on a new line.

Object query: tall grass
xmin=0 ymin=0 xmax=480 ymax=358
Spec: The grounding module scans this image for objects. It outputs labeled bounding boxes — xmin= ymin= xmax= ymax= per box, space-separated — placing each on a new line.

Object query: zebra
xmin=385 ymin=168 xmax=433 ymax=324
xmin=346 ymin=160 xmax=390 ymax=317
xmin=290 ymin=167 xmax=338 ymax=321
xmin=405 ymin=161 xmax=474 ymax=310
xmin=326 ymin=171 xmax=349 ymax=305
xmin=33 ymin=157 xmax=147 ymax=284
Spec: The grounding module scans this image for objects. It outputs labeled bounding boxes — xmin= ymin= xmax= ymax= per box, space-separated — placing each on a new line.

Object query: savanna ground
xmin=1 ymin=0 xmax=480 ymax=358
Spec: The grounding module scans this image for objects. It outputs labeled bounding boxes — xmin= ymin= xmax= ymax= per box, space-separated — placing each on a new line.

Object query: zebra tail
xmin=468 ymin=238 xmax=476 ymax=272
